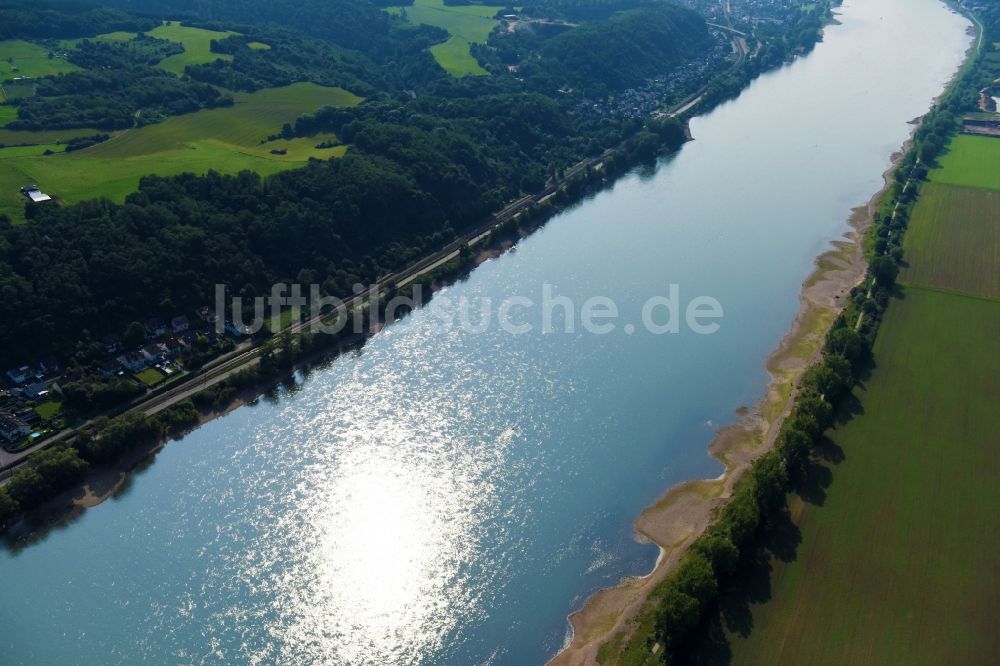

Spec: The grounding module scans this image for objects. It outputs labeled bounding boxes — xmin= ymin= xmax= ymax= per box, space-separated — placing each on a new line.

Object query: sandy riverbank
xmin=550 ymin=167 xmax=894 ymax=666
xmin=552 ymin=8 xmax=982 ymax=656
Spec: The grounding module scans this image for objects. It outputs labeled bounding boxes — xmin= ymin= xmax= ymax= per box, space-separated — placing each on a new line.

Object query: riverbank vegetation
xmin=601 ymin=2 xmax=1000 ymax=663
xmin=0 ymin=119 xmax=680 ymax=530
xmin=1 ymin=0 xmax=849 ymax=527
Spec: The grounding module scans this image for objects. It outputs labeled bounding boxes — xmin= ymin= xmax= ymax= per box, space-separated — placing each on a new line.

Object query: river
xmin=0 ymin=0 xmax=971 ymax=663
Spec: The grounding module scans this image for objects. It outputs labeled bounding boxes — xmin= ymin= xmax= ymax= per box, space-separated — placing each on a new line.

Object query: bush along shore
xmin=628 ymin=9 xmax=993 ymax=663
xmin=0 ymin=1 xmax=844 ymax=533
xmin=0 ymin=117 xmax=695 ymax=533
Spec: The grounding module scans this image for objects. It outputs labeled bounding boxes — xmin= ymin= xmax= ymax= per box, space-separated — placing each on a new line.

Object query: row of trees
xmin=0 ymin=76 xmax=676 ymax=369
xmin=648 ymin=3 xmax=1000 ymax=659
xmin=0 ymin=104 xmax=692 ymax=531
xmin=6 ymin=37 xmax=229 ymax=130
xmin=0 ymin=315 xmax=359 ymax=529
xmin=653 ymin=319 xmax=864 ymax=659
xmin=0 ymin=400 xmax=200 ymax=528
xmin=0 ymin=5 xmax=156 ymax=41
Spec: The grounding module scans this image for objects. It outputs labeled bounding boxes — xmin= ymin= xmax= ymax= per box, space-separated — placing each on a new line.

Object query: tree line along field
xmin=387 ymin=0 xmax=510 ymax=76
xmin=1 ymin=22 xmax=255 ymax=125
xmin=0 ymin=39 xmax=78 ymax=120
xmin=724 ymin=133 xmax=1000 ymax=664
xmin=0 ymin=83 xmax=360 ymax=222
xmin=57 ymin=23 xmax=240 ymax=75
xmin=146 ymin=23 xmax=238 ymax=76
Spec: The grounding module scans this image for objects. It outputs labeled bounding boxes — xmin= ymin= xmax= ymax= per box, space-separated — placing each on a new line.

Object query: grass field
xmin=0 ymin=83 xmax=361 ymax=222
xmin=728 ymin=286 xmax=1000 ymax=665
xmin=0 ymin=40 xmax=79 ymax=80
xmin=136 ymin=368 xmax=166 ymax=387
xmin=147 ymin=23 xmax=236 ymax=76
xmin=725 ymin=131 xmax=1000 ymax=664
xmin=33 ymin=401 xmax=62 ymax=420
xmin=0 ymin=105 xmax=17 ymax=126
xmin=60 ymin=31 xmax=138 ymax=49
xmin=387 ymin=0 xmax=509 ymax=76
xmin=902 ymin=183 xmax=1000 ymax=300
xmin=0 ymin=126 xmax=105 ymax=146
xmin=58 ymin=23 xmax=235 ymax=75
xmin=930 ymin=133 xmax=1000 ymax=190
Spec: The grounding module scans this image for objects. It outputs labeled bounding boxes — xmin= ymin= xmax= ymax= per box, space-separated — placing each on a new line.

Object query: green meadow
xmin=902 ymin=182 xmax=1000 ymax=300
xmin=727 ymin=132 xmax=1000 ymax=664
xmin=147 ymin=23 xmax=236 ymax=75
xmin=59 ymin=30 xmax=137 ymax=49
xmin=387 ymin=0 xmax=509 ymax=76
xmin=730 ymin=287 xmax=1000 ymax=665
xmin=0 ymin=126 xmax=106 ymax=146
xmin=929 ymin=133 xmax=1000 ymax=190
xmin=0 ymin=83 xmax=361 ymax=222
xmin=0 ymin=40 xmax=79 ymax=79
xmin=59 ymin=23 xmax=237 ymax=76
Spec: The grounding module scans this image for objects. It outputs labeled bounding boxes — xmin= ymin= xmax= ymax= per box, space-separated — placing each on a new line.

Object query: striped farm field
xmin=724 ymin=130 xmax=1000 ymax=665
xmin=901 ymin=182 xmax=1000 ymax=300
xmin=728 ymin=286 xmax=1000 ymax=665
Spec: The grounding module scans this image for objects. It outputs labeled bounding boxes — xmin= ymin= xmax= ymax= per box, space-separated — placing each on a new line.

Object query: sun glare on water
xmin=232 ymin=355 xmax=512 ymax=664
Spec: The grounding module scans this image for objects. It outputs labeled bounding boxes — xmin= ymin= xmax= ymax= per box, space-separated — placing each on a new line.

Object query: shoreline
xmin=550 ymin=8 xmax=979 ymax=662
xmin=550 ymin=194 xmax=873 ymax=666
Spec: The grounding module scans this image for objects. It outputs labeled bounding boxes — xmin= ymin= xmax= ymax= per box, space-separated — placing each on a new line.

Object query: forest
xmin=0 ymin=0 xmax=717 ymax=370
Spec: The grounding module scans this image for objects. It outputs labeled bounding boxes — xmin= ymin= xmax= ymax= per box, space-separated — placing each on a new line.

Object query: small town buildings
xmin=198 ymin=306 xmax=217 ymax=324
xmin=98 ymin=359 xmax=122 ymax=378
xmin=141 ymin=343 xmax=169 ymax=364
xmin=102 ymin=334 xmax=123 ymax=354
xmin=171 ymin=315 xmax=190 ymax=333
xmin=962 ymin=117 xmax=1000 ymax=138
xmin=117 ymin=352 xmax=146 ymax=372
xmin=20 ymin=185 xmax=52 ymax=203
xmin=178 ymin=330 xmax=200 ymax=349
xmin=224 ymin=320 xmax=250 ymax=337
xmin=161 ymin=337 xmax=182 ymax=357
xmin=23 ymin=382 xmax=49 ymax=401
xmin=5 ymin=366 xmax=32 ymax=385
xmin=39 ymin=356 xmax=61 ymax=376
xmin=144 ymin=317 xmax=166 ymax=338
xmin=0 ymin=410 xmax=30 ymax=442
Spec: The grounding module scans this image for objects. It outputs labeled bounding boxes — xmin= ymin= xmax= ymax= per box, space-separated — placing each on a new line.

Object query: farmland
xmin=59 ymin=23 xmax=236 ymax=76
xmin=147 ymin=23 xmax=237 ymax=75
xmin=387 ymin=0 xmax=509 ymax=76
xmin=0 ymin=40 xmax=79 ymax=79
xmin=724 ymin=133 xmax=1000 ymax=664
xmin=901 ymin=182 xmax=1000 ymax=300
xmin=59 ymin=31 xmax=137 ymax=49
xmin=929 ymin=133 xmax=1000 ymax=190
xmin=727 ymin=286 xmax=1000 ymax=665
xmin=0 ymin=83 xmax=360 ymax=222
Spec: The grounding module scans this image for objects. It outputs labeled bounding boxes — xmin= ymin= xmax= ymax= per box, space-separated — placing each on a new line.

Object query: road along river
xmin=0 ymin=0 xmax=972 ymax=663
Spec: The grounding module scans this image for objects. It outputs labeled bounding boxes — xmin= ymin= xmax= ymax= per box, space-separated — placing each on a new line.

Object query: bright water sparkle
xmin=0 ymin=0 xmax=971 ymax=663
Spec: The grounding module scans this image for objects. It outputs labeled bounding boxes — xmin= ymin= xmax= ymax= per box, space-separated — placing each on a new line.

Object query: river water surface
xmin=0 ymin=0 xmax=971 ymax=663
